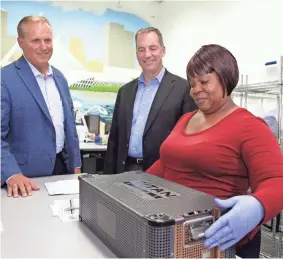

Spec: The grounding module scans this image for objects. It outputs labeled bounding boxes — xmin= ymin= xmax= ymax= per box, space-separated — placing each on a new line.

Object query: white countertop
xmin=79 ymin=142 xmax=107 ymax=151
xmin=1 ymin=174 xmax=116 ymax=258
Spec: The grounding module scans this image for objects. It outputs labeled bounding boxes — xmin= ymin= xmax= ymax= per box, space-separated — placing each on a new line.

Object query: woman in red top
xmin=147 ymin=44 xmax=283 ymax=258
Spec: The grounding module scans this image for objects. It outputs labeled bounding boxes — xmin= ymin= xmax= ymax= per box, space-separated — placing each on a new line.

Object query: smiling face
xmin=186 ymin=45 xmax=240 ymax=114
xmin=136 ymin=31 xmax=165 ymax=76
xmin=189 ymin=72 xmax=229 ymax=114
xmin=17 ymin=21 xmax=53 ymax=73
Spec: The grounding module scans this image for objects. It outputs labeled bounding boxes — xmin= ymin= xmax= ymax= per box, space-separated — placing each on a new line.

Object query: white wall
xmin=156 ymin=0 xmax=283 ymax=116
xmin=156 ymin=0 xmax=283 ymax=82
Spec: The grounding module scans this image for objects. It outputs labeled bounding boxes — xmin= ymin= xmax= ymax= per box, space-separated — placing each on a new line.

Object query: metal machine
xmin=79 ymin=171 xmax=235 ymax=258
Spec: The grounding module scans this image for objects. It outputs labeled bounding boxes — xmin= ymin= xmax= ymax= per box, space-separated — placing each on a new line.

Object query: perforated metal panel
xmin=174 ymin=222 xmax=235 ymax=258
xmin=80 ymin=179 xmax=147 ymax=257
xmin=146 ymin=226 xmax=174 ymax=258
xmin=79 ymin=171 xmax=236 ymax=258
xmin=225 ymin=246 xmax=236 ymax=258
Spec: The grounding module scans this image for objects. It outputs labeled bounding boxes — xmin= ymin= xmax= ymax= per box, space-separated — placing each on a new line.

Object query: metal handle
xmin=182 ymin=215 xmax=213 ymax=248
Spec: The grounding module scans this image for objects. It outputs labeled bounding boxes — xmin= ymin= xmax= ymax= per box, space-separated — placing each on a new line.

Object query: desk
xmin=79 ymin=142 xmax=107 ymax=152
xmin=79 ymin=142 xmax=107 ymax=173
xmin=1 ymin=175 xmax=116 ymax=258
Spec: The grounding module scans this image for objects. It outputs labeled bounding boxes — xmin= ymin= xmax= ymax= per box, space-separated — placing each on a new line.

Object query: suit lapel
xmin=16 ymin=56 xmax=52 ymax=123
xmin=126 ymin=80 xmax=139 ymax=141
xmin=144 ymin=70 xmax=176 ymax=135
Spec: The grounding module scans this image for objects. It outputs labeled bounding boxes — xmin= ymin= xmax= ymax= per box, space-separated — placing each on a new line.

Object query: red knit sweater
xmin=147 ymin=108 xmax=283 ymax=239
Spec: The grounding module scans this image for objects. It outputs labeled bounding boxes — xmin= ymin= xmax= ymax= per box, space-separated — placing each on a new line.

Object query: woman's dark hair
xmin=186 ymin=44 xmax=239 ymax=96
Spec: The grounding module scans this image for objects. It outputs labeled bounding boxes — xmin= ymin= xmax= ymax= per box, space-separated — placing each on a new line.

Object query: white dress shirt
xmin=25 ymin=57 xmax=65 ymax=153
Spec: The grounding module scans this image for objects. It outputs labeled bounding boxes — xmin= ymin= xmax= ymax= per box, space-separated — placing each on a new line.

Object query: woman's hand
xmin=204 ymin=195 xmax=264 ymax=251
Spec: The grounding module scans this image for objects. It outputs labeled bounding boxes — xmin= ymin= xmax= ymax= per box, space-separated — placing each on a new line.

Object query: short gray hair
xmin=135 ymin=27 xmax=164 ymax=47
xmin=17 ymin=16 xmax=52 ymax=38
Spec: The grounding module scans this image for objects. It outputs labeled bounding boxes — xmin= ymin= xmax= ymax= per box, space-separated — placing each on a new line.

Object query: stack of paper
xmin=45 ymin=179 xmax=79 ymax=195
xmin=50 ymin=198 xmax=80 ymax=222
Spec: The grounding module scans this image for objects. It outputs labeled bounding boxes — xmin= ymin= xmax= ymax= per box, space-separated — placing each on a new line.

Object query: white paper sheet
xmin=45 ymin=179 xmax=79 ymax=195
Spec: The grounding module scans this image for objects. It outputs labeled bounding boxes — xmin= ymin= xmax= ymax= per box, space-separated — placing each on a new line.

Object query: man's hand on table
xmin=74 ymin=168 xmax=81 ymax=174
xmin=7 ymin=174 xmax=40 ymax=198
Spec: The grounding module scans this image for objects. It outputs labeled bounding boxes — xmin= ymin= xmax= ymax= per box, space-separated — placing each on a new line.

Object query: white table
xmin=79 ymin=142 xmax=107 ymax=152
xmin=1 ymin=174 xmax=116 ymax=258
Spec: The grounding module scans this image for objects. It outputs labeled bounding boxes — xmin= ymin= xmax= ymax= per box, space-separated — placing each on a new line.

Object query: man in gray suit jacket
xmin=104 ymin=27 xmax=197 ymax=174
xmin=1 ymin=16 xmax=81 ymax=197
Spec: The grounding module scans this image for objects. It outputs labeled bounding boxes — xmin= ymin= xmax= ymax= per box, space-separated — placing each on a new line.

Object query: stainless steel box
xmin=79 ymin=171 xmax=235 ymax=258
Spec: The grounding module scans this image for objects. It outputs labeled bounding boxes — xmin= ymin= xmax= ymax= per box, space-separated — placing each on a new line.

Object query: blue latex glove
xmin=204 ymin=195 xmax=264 ymax=251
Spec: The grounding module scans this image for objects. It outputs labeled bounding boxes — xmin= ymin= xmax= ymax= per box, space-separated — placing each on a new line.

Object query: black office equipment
xmin=104 ymin=122 xmax=112 ymax=135
xmin=84 ymin=114 xmax=100 ymax=135
xmin=79 ymin=171 xmax=235 ymax=258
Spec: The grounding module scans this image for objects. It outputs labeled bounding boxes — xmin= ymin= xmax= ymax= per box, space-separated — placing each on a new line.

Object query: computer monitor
xmin=104 ymin=122 xmax=112 ymax=135
xmin=84 ymin=114 xmax=100 ymax=135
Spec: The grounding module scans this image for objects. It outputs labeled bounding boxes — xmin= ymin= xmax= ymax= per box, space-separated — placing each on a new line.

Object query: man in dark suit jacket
xmin=104 ymin=27 xmax=197 ymax=174
xmin=1 ymin=16 xmax=81 ymax=197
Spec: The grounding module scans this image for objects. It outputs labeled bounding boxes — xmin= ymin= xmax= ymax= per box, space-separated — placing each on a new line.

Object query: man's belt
xmin=126 ymin=156 xmax=143 ymax=165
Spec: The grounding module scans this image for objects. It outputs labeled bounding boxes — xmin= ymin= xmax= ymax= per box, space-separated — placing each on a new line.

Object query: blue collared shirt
xmin=24 ymin=57 xmax=65 ymax=153
xmin=128 ymin=67 xmax=166 ymax=158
